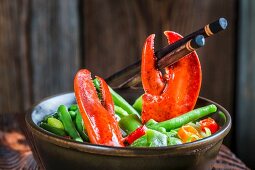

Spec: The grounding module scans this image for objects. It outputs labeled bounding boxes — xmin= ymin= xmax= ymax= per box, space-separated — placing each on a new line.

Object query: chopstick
xmin=120 ymin=35 xmax=205 ymax=88
xmin=106 ymin=18 xmax=228 ymax=88
xmin=155 ymin=18 xmax=227 ymax=60
xmin=158 ymin=35 xmax=205 ymax=69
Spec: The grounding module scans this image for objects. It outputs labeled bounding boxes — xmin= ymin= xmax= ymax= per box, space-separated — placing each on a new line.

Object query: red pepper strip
xmin=74 ymin=69 xmax=124 ymax=147
xmin=141 ymin=31 xmax=202 ymax=123
xmin=200 ymin=117 xmax=219 ymax=134
xmin=124 ymin=125 xmax=147 ymax=145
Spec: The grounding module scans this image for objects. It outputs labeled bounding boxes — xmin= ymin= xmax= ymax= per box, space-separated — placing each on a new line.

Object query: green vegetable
xmin=130 ymin=135 xmax=148 ymax=147
xmin=52 ymin=112 xmax=59 ymax=119
xmin=145 ymin=119 xmax=158 ymax=127
xmin=158 ymin=127 xmax=167 ymax=133
xmin=47 ymin=117 xmax=64 ymax=130
xmin=69 ymin=111 xmax=77 ymax=120
xmin=40 ymin=122 xmax=67 ymax=136
xmin=114 ymin=105 xmax=129 ymax=118
xmin=93 ymin=78 xmax=140 ymax=118
xmin=146 ymin=129 xmax=168 ymax=147
xmin=165 ymin=129 xmax=179 ymax=137
xmin=218 ymin=111 xmax=227 ymax=124
xmin=186 ymin=135 xmax=201 ymax=143
xmin=130 ymin=130 xmax=181 ymax=147
xmin=204 ymin=127 xmax=212 ymax=136
xmin=167 ymin=137 xmax=182 ymax=145
xmin=132 ymin=95 xmax=142 ymax=113
xmin=75 ymin=111 xmax=89 ymax=142
xmin=148 ymin=104 xmax=217 ymax=131
xmin=69 ymin=104 xmax=78 ymax=111
xmin=42 ymin=114 xmax=53 ymax=123
xmin=57 ymin=105 xmax=83 ymax=142
xmin=118 ymin=114 xmax=142 ymax=134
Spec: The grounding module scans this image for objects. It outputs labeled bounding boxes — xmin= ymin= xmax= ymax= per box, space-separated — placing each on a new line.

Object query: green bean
xmin=165 ymin=130 xmax=178 ymax=137
xmin=40 ymin=122 xmax=67 ymax=136
xmin=93 ymin=78 xmax=140 ymax=118
xmin=75 ymin=110 xmax=89 ymax=142
xmin=69 ymin=104 xmax=78 ymax=111
xmin=47 ymin=117 xmax=64 ymax=130
xmin=148 ymin=104 xmax=217 ymax=131
xmin=145 ymin=119 xmax=158 ymax=127
xmin=43 ymin=112 xmax=60 ymax=122
xmin=114 ymin=105 xmax=129 ymax=118
xmin=69 ymin=111 xmax=77 ymax=120
xmin=118 ymin=114 xmax=142 ymax=134
xmin=157 ymin=127 xmax=166 ymax=133
xmin=57 ymin=105 xmax=83 ymax=142
xmin=218 ymin=111 xmax=227 ymax=125
xmin=132 ymin=95 xmax=142 ymax=113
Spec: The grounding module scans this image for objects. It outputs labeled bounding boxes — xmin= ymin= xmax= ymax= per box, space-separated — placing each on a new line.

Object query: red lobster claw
xmin=141 ymin=31 xmax=202 ymax=123
xmin=74 ymin=69 xmax=124 ymax=146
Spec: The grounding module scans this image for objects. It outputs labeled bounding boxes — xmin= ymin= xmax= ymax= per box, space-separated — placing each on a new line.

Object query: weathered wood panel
xmin=30 ymin=0 xmax=81 ymax=103
xmin=83 ymin=0 xmax=141 ymax=78
xmin=0 ymin=0 xmax=31 ymax=113
xmin=236 ymin=0 xmax=255 ymax=168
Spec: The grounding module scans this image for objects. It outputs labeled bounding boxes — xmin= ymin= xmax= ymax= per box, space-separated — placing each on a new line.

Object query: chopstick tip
xmin=219 ymin=18 xmax=228 ymax=30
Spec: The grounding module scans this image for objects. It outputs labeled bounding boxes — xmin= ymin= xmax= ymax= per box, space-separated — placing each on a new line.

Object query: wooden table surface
xmin=0 ymin=113 xmax=250 ymax=170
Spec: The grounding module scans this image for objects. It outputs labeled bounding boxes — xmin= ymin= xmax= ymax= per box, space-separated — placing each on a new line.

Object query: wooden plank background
xmin=3 ymin=0 xmax=255 ymax=168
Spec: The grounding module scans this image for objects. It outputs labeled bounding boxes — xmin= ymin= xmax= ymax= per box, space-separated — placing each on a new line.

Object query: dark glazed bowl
xmin=25 ymin=89 xmax=231 ymax=170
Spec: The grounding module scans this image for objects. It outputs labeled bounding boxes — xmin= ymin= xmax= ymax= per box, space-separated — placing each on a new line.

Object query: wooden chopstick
xmin=106 ymin=18 xmax=228 ymax=88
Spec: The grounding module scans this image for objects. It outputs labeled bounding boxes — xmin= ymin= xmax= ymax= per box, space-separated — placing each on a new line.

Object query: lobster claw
xmin=141 ymin=31 xmax=202 ymax=123
xmin=74 ymin=69 xmax=124 ymax=146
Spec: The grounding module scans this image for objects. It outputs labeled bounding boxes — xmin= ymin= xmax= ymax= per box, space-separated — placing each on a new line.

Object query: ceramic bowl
xmin=25 ymin=89 xmax=231 ymax=170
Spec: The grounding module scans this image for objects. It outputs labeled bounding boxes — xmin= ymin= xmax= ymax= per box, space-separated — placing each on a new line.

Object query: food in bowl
xmin=39 ymin=31 xmax=223 ymax=147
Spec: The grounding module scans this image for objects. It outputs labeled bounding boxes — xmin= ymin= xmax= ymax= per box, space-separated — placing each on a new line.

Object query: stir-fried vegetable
xmin=58 ymin=105 xmax=83 ymax=142
xmin=124 ymin=125 xmax=147 ymax=145
xmin=114 ymin=105 xmax=129 ymax=118
xmin=75 ymin=111 xmax=89 ymax=142
xmin=40 ymin=102 xmax=219 ymax=147
xmin=132 ymin=95 xmax=142 ymax=113
xmin=199 ymin=117 xmax=219 ymax=134
xmin=40 ymin=122 xmax=67 ymax=136
xmin=47 ymin=117 xmax=64 ymax=130
xmin=119 ymin=114 xmax=142 ymax=134
xmin=177 ymin=125 xmax=202 ymax=143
